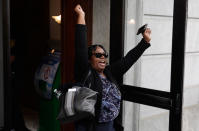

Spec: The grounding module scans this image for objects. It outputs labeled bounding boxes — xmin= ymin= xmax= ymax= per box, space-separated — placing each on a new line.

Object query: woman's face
xmin=90 ymin=46 xmax=108 ymax=73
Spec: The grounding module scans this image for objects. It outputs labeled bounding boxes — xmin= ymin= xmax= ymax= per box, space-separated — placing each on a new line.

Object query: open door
xmin=110 ymin=0 xmax=188 ymax=131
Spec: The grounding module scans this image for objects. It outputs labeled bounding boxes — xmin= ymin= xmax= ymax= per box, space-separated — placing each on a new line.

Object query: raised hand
xmin=74 ymin=4 xmax=85 ymax=25
xmin=142 ymin=28 xmax=151 ymax=43
xmin=74 ymin=4 xmax=85 ymax=17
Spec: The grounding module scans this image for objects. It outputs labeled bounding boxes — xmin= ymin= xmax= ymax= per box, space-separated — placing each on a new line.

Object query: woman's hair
xmin=88 ymin=44 xmax=107 ymax=59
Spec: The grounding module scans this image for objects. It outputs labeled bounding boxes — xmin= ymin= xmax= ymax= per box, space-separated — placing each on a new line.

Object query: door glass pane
xmin=123 ymin=0 xmax=174 ymax=92
xmin=123 ymin=0 xmax=173 ymax=131
xmin=123 ymin=101 xmax=169 ymax=131
xmin=139 ymin=104 xmax=169 ymax=131
xmin=183 ymin=0 xmax=199 ymax=130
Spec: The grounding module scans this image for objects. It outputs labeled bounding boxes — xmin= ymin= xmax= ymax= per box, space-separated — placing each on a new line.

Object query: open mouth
xmin=99 ymin=61 xmax=106 ymax=66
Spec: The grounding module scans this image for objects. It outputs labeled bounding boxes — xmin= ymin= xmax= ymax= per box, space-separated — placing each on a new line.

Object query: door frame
xmin=1 ymin=0 xmax=13 ymax=130
xmin=0 ymin=0 xmax=5 ymax=129
xmin=110 ymin=0 xmax=188 ymax=131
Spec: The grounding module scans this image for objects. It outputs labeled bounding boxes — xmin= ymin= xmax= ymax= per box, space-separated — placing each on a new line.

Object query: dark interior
xmin=10 ymin=0 xmax=49 ymax=110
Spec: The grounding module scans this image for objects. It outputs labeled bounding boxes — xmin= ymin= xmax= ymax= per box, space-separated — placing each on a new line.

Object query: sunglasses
xmin=93 ymin=53 xmax=108 ymax=58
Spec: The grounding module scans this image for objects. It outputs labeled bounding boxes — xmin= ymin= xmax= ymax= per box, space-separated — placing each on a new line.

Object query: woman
xmin=74 ymin=4 xmax=151 ymax=131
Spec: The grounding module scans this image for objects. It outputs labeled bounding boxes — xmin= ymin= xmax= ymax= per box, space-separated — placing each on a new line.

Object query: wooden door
xmin=61 ymin=0 xmax=93 ymax=130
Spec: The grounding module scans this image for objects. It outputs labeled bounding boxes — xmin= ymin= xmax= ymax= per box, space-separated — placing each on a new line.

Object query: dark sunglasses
xmin=93 ymin=53 xmax=108 ymax=58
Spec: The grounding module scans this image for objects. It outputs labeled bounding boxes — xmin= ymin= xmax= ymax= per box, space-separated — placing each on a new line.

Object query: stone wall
xmin=92 ymin=0 xmax=110 ymax=55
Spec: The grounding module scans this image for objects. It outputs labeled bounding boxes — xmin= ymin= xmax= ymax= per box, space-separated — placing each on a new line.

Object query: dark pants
xmin=75 ymin=121 xmax=115 ymax=131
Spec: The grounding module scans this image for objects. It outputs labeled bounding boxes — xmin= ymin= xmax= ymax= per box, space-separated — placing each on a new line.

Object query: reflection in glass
xmin=139 ymin=105 xmax=169 ymax=131
xmin=123 ymin=0 xmax=174 ymax=131
xmin=182 ymin=0 xmax=199 ymax=130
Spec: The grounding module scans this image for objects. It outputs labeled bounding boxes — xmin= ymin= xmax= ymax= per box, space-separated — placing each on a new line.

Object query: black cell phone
xmin=137 ymin=24 xmax=148 ymax=35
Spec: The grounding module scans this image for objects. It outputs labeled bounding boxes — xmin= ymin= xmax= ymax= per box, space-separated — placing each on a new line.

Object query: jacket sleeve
xmin=108 ymin=39 xmax=151 ymax=81
xmin=74 ymin=24 xmax=89 ymax=81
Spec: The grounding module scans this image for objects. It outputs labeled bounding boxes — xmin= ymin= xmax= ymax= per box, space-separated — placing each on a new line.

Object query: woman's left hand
xmin=142 ymin=28 xmax=151 ymax=43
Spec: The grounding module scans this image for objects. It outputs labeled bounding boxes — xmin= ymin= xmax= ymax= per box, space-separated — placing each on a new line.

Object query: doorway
xmin=2 ymin=0 xmax=188 ymax=131
xmin=9 ymin=0 xmax=59 ymax=130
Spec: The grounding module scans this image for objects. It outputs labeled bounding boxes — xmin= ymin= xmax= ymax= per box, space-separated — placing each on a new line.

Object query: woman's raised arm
xmin=74 ymin=5 xmax=89 ymax=81
xmin=74 ymin=4 xmax=86 ymax=25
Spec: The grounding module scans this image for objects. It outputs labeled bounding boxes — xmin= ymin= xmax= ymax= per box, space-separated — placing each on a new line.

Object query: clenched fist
xmin=74 ymin=4 xmax=85 ymax=17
